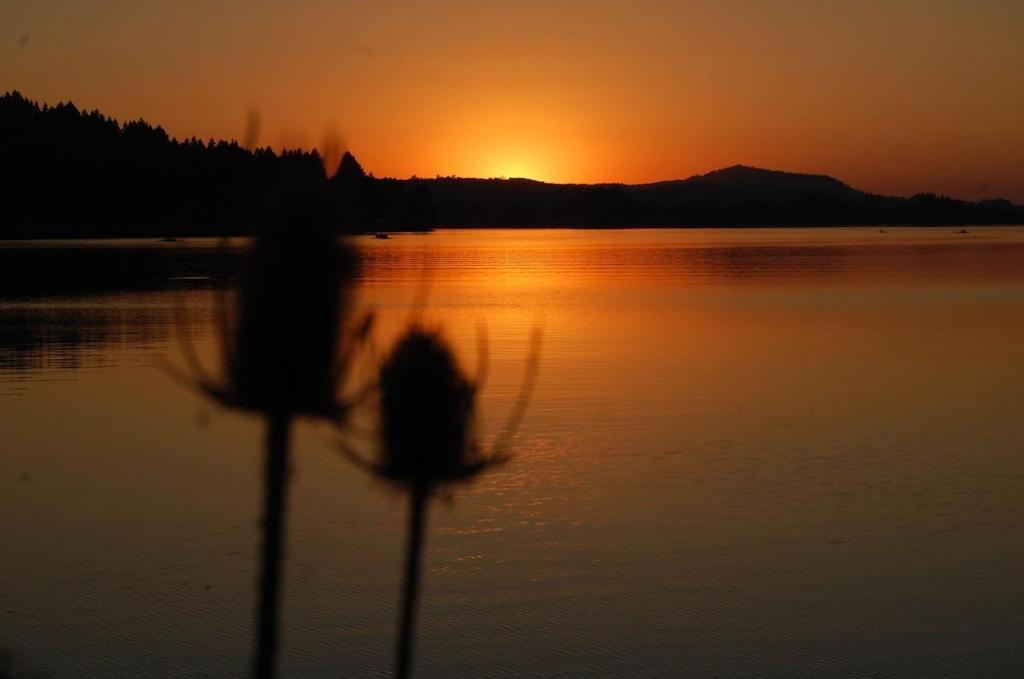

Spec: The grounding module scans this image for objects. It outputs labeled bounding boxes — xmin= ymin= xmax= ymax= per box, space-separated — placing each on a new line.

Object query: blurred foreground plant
xmin=168 ymin=185 xmax=370 ymax=679
xmin=342 ymin=324 xmax=540 ymax=679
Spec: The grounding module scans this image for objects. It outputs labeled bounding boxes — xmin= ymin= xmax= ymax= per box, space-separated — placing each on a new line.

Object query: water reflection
xmin=356 ymin=228 xmax=1024 ymax=285
xmin=0 ymin=299 xmax=187 ymax=376
xmin=4 ymin=228 xmax=1024 ymax=379
xmin=0 ymin=241 xmax=246 ymax=299
xmin=2 ymin=228 xmax=1024 ymax=677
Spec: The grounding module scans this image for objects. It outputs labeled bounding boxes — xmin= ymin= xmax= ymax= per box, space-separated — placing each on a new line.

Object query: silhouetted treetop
xmin=334 ymin=151 xmax=367 ymax=183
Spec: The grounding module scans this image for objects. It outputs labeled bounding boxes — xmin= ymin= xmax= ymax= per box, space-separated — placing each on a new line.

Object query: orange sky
xmin=3 ymin=1 xmax=1023 ymax=201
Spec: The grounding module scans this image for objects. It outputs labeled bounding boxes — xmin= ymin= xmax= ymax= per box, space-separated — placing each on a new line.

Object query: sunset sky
xmin=3 ymin=0 xmax=1023 ymax=201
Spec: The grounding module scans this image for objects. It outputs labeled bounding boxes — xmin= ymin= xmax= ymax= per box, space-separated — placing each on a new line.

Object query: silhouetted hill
xmin=421 ymin=168 xmax=1024 ymax=227
xmin=375 ymin=164 xmax=1024 ymax=229
xmin=2 ymin=91 xmax=1023 ymax=237
xmin=626 ymin=165 xmax=874 ymax=226
xmin=659 ymin=165 xmax=852 ymax=193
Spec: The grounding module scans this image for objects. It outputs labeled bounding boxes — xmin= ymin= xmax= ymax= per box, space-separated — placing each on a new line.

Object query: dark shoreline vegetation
xmin=3 ymin=90 xmax=1024 ymax=240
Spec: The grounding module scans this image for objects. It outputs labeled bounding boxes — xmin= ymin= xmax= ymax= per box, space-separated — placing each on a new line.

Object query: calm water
xmin=2 ymin=228 xmax=1023 ymax=677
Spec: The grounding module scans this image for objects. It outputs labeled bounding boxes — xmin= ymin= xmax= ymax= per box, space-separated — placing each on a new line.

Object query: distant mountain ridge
xmin=651 ymin=165 xmax=852 ymax=192
xmin=420 ymin=166 xmax=1024 ymax=228
xmin=2 ymin=91 xmax=1023 ymax=237
xmin=710 ymin=165 xmax=853 ymax=193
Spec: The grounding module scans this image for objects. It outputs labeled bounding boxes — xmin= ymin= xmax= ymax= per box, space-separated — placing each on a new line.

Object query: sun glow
xmin=482 ymin=146 xmax=553 ymax=182
xmin=493 ymin=162 xmax=541 ymax=180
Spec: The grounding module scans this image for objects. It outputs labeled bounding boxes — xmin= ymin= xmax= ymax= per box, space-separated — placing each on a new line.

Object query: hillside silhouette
xmin=425 ymin=167 xmax=1024 ymax=227
xmin=2 ymin=91 xmax=1022 ymax=237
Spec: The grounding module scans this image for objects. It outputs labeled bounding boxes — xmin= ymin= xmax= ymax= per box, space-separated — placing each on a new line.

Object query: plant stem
xmin=395 ymin=485 xmax=429 ymax=679
xmin=254 ymin=414 xmax=291 ymax=679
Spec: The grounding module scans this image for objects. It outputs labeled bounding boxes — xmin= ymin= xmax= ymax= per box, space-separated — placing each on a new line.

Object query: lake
xmin=2 ymin=228 xmax=1023 ymax=677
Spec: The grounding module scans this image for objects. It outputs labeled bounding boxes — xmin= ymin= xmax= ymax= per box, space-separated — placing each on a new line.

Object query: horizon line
xmin=4 ymin=89 xmax=1021 ymax=207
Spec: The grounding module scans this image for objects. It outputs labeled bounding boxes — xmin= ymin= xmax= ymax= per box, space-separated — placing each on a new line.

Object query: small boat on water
xmin=374 ymin=232 xmax=390 ymax=240
xmin=161 ymin=236 xmax=177 ymax=242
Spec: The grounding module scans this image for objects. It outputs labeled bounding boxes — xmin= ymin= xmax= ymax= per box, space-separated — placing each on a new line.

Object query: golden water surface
xmin=2 ymin=228 xmax=1023 ymax=677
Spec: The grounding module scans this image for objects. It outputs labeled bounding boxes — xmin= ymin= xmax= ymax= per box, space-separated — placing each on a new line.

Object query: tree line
xmin=3 ymin=90 xmax=1022 ymax=238
xmin=0 ymin=91 xmax=434 ymax=238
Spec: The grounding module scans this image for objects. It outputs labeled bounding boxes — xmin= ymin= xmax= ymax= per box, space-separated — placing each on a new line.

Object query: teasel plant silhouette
xmin=164 ymin=179 xmax=372 ymax=679
xmin=340 ymin=319 xmax=541 ymax=679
